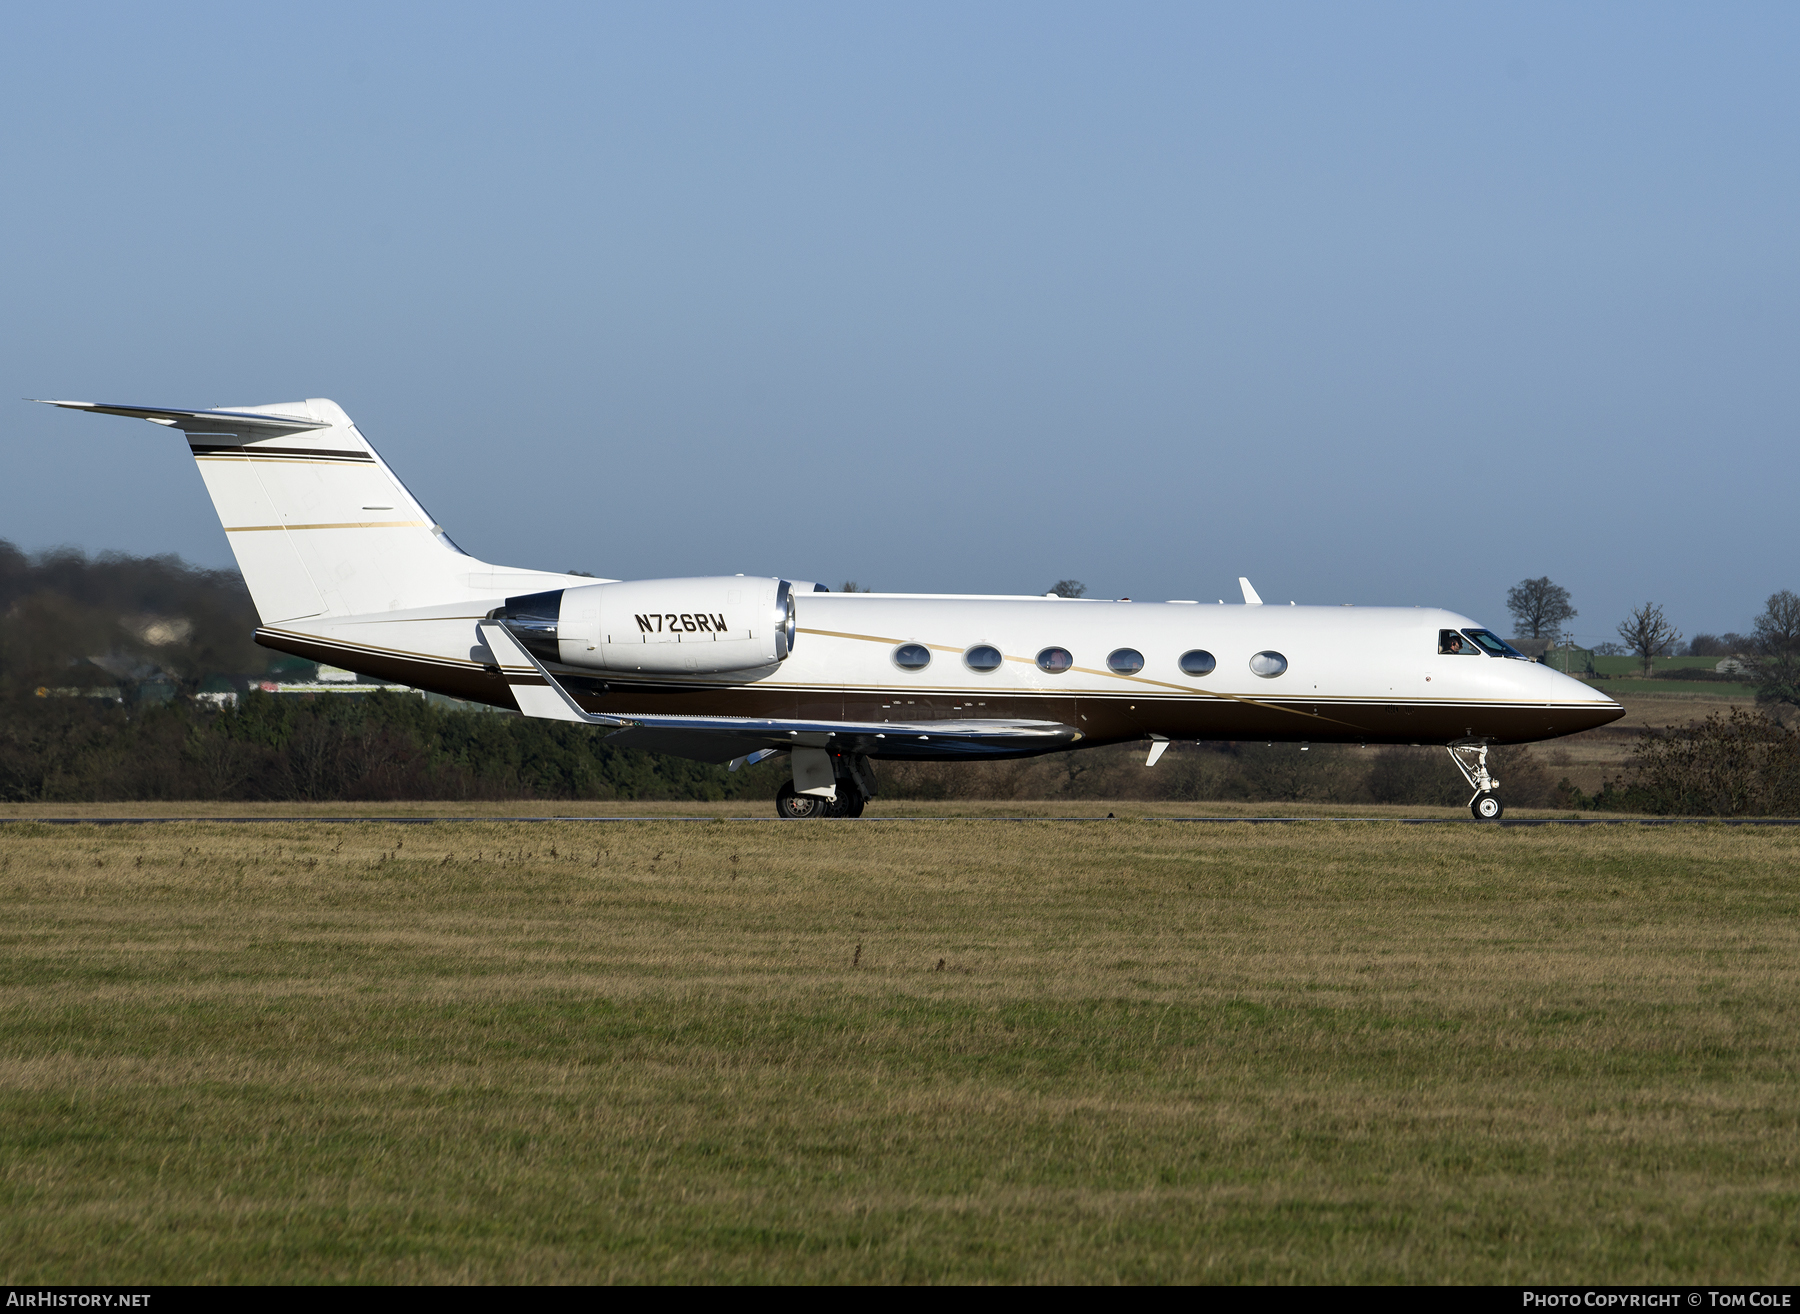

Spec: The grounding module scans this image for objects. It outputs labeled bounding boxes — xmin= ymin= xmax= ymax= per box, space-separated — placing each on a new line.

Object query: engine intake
xmin=488 ymin=576 xmax=793 ymax=675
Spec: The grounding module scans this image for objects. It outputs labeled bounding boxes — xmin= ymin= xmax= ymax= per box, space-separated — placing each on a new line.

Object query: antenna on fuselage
xmin=1238 ymin=577 xmax=1264 ymax=605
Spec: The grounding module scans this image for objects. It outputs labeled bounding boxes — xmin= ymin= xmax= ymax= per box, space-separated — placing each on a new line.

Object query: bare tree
xmin=1747 ymin=589 xmax=1800 ymax=712
xmin=1506 ymin=577 xmax=1577 ymax=642
xmin=839 ymin=581 xmax=871 ymax=593
xmin=1049 ymin=580 xmax=1087 ymax=599
xmin=1617 ymin=602 xmax=1682 ymax=677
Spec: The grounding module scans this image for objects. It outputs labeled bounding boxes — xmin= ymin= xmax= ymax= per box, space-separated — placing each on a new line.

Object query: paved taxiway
xmin=5 ymin=816 xmax=1796 ymax=827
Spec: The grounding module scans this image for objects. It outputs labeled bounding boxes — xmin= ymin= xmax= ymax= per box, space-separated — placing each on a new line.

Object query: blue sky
xmin=3 ymin=2 xmax=1794 ymax=645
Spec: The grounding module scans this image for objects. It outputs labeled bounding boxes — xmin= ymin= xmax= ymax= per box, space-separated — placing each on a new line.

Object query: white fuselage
xmin=262 ymin=591 xmax=1622 ymax=749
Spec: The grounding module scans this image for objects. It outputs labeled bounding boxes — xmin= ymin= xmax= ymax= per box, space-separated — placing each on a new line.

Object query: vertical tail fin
xmin=183 ymin=398 xmax=465 ymax=620
xmin=37 ymin=398 xmax=579 ymax=623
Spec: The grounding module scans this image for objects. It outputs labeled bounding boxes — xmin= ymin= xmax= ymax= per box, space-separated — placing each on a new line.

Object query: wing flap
xmin=601 ymin=716 xmax=1080 ymax=762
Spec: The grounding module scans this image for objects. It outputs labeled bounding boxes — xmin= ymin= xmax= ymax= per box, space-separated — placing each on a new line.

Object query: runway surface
xmin=4 ymin=816 xmax=1797 ymax=827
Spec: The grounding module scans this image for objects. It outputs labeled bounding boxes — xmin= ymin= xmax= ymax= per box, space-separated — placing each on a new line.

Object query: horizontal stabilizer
xmin=33 ymin=400 xmax=328 ymax=435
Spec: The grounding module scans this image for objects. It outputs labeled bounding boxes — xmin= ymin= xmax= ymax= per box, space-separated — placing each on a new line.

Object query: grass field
xmin=1579 ymin=679 xmax=1760 ymax=698
xmin=1586 ymin=656 xmax=1741 ymax=679
xmin=4 ymin=814 xmax=1799 ymax=1283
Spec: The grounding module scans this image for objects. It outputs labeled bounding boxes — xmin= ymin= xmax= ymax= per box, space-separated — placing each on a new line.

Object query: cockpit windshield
xmin=1440 ymin=628 xmax=1529 ymax=658
xmin=1462 ymin=629 xmax=1527 ymax=659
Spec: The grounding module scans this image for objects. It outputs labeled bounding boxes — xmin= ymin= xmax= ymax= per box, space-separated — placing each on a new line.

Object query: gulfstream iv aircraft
xmin=38 ymin=397 xmax=1625 ymax=819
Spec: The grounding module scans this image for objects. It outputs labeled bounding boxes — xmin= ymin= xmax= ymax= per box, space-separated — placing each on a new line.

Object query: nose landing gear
xmin=1448 ymin=741 xmax=1504 ymax=820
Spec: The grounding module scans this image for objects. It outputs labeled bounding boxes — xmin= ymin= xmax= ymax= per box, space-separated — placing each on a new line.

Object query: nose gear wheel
xmin=1447 ymin=741 xmax=1504 ymax=821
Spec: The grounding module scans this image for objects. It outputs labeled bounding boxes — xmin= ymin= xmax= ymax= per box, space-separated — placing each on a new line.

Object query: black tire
xmin=776 ymin=780 xmax=826 ymax=819
xmin=839 ymin=788 xmax=866 ymax=819
xmin=1471 ymin=792 xmax=1503 ymax=821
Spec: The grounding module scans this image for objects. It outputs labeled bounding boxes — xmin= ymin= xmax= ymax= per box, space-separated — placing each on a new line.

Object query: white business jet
xmin=36 ymin=398 xmax=1623 ymax=819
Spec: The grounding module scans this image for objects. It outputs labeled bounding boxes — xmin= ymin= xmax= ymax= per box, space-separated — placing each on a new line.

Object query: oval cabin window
xmin=1035 ymin=647 xmax=1074 ymax=674
xmin=1249 ymin=650 xmax=1288 ymax=678
xmin=964 ymin=644 xmax=1003 ymax=672
xmin=1106 ymin=648 xmax=1144 ymax=675
xmin=1178 ymin=649 xmax=1216 ymax=676
xmin=893 ymin=643 xmax=932 ymax=671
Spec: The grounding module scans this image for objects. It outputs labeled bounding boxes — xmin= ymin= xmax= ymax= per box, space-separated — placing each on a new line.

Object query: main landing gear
xmin=776 ymin=779 xmax=866 ymax=818
xmin=1447 ymin=740 xmax=1504 ymax=820
xmin=774 ymin=749 xmax=876 ymax=819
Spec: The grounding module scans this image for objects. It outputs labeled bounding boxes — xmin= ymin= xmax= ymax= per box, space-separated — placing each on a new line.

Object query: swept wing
xmin=476 ymin=620 xmax=1079 ymax=763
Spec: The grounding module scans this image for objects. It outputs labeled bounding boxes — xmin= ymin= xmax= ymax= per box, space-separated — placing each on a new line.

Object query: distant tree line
xmin=0 ymin=539 xmax=266 ymax=699
xmin=7 ymin=684 xmax=1793 ymax=814
xmin=0 ymin=686 xmax=1586 ymax=808
xmin=0 ymin=689 xmax=791 ymax=804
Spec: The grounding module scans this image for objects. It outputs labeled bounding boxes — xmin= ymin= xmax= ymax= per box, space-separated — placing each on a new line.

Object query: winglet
xmin=477 ymin=621 xmax=627 ymax=726
xmin=1239 ymin=577 xmax=1263 ymax=605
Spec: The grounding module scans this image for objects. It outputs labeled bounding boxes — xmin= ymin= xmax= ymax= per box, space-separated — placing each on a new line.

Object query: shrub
xmin=1603 ymin=708 xmax=1800 ymax=816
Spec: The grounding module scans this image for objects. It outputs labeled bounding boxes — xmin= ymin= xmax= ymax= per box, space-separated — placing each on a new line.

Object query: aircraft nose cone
xmin=1538 ymin=667 xmax=1626 ymax=732
xmin=1568 ymin=698 xmax=1627 ymax=732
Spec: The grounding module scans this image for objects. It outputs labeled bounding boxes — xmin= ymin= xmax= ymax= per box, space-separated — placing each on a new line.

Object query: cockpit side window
xmin=1438 ymin=629 xmax=1478 ymax=655
xmin=1462 ymin=629 xmax=1527 ymax=659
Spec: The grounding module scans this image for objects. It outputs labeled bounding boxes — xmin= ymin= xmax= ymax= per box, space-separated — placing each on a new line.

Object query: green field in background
xmin=1577 ymin=678 xmax=1759 ymax=698
xmin=1590 ymin=655 xmax=1727 ymax=674
xmin=4 ymin=818 xmax=1799 ymax=1283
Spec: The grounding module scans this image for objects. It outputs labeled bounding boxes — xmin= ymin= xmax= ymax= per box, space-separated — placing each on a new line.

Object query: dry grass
xmin=2 ymin=816 xmax=1798 ymax=1283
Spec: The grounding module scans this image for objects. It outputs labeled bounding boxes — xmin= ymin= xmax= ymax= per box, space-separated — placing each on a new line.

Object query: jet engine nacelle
xmin=489 ymin=577 xmax=794 ymax=675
